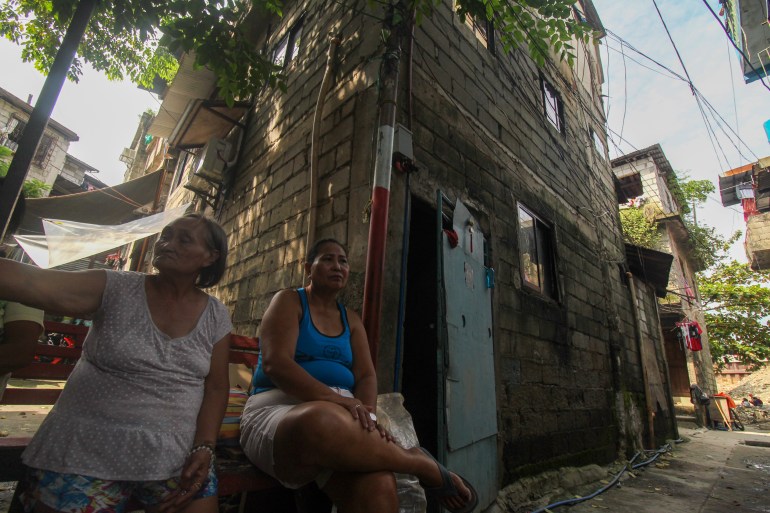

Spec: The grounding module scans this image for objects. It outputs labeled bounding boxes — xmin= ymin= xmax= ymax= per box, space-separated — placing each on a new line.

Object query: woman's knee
xmin=279 ymin=401 xmax=350 ymax=441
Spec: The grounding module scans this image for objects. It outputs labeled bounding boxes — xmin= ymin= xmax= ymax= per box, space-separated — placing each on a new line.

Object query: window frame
xmin=7 ymin=116 xmax=26 ymax=143
xmin=541 ymin=78 xmax=565 ymax=134
xmin=272 ymin=14 xmax=305 ymax=69
xmin=31 ymin=134 xmax=54 ymax=167
xmin=517 ymin=204 xmax=558 ymax=299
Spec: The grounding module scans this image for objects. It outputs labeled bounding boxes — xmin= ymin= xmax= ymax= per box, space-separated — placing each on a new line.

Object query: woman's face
xmin=307 ymin=242 xmax=350 ymax=290
xmin=152 ymin=218 xmax=219 ymax=276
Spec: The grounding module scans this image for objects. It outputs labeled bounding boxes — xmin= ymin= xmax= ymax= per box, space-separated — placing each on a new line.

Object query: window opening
xmin=541 ymin=78 xmax=564 ymax=133
xmin=7 ymin=116 xmax=26 ymax=143
xmin=172 ymin=151 xmax=194 ymax=191
xmin=272 ymin=15 xmax=304 ymax=68
xmin=591 ymin=128 xmax=606 ymax=159
xmin=32 ymin=134 xmax=54 ymax=167
xmin=518 ymin=204 xmax=557 ymax=298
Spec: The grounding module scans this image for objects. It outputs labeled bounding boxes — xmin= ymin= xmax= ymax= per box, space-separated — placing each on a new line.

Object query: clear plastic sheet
xmin=14 ymin=203 xmax=191 ymax=268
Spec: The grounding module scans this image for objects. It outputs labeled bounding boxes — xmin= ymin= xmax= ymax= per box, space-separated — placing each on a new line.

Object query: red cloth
xmin=714 ymin=392 xmax=736 ymax=409
xmin=444 ymin=229 xmax=458 ymax=248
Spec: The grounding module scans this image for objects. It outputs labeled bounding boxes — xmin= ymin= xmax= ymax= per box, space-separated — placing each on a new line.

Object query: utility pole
xmin=361 ymin=2 xmax=406 ymax=366
xmin=0 ymin=0 xmax=98 ymax=240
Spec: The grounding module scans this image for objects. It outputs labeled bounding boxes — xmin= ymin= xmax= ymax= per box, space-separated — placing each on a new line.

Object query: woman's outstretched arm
xmin=0 ymin=259 xmax=106 ymax=316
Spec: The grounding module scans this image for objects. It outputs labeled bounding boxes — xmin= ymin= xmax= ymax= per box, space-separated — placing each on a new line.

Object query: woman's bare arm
xmin=0 ymin=259 xmax=106 ymax=315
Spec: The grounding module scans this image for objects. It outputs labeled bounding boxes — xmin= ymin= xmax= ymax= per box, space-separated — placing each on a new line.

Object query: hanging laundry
xmin=687 ymin=321 xmax=703 ymax=351
xmin=675 ymin=320 xmax=702 ymax=352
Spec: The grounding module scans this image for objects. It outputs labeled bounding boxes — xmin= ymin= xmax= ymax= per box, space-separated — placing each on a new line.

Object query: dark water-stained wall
xmin=211 ymin=0 xmax=665 ymax=491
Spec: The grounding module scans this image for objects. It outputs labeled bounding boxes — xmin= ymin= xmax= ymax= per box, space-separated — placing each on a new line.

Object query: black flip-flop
xmin=418 ymin=447 xmax=479 ymax=513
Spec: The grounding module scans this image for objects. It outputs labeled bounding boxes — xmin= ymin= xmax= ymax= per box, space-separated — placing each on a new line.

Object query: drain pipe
xmin=627 ymin=272 xmax=656 ymax=449
xmin=362 ymin=5 xmax=403 ymax=366
xmin=307 ymin=35 xmax=341 ymax=254
xmin=392 ymin=12 xmax=416 ymax=391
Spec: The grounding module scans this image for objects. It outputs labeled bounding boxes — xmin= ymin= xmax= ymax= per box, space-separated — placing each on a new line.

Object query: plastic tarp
xmin=14 ymin=204 xmax=191 ymax=269
xmin=19 ymin=170 xmax=165 ymax=236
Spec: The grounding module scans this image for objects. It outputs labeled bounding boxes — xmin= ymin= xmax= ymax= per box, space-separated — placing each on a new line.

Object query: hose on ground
xmin=530 ymin=443 xmax=673 ymax=513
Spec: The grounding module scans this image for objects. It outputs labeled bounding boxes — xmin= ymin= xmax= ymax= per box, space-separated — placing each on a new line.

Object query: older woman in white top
xmin=0 ymin=213 xmax=232 ymax=513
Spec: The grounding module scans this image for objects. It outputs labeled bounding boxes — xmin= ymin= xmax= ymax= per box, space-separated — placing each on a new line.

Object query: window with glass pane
xmin=518 ymin=205 xmax=557 ymax=297
xmin=541 ymin=79 xmax=563 ymax=133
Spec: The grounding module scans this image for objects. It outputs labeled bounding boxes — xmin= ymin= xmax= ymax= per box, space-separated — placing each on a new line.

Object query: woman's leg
xmin=179 ymin=496 xmax=218 ymax=513
xmin=272 ymin=401 xmax=472 ymax=511
xmin=322 ymin=471 xmax=398 ymax=513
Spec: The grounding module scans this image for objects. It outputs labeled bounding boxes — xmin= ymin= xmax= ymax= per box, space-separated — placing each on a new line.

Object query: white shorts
xmin=239 ymin=387 xmax=353 ymax=489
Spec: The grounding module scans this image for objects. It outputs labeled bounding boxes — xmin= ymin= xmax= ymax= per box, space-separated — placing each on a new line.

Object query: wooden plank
xmin=2 ymin=388 xmax=62 ymax=405
xmin=12 ymin=364 xmax=76 ymax=380
xmin=32 ymin=345 xmax=82 ymax=358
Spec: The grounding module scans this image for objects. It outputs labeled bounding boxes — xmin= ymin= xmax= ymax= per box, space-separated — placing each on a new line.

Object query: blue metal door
xmin=438 ymin=196 xmax=498 ymax=510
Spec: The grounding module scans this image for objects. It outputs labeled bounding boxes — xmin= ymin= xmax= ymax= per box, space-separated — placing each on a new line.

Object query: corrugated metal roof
xmin=146 ymin=53 xmax=218 ymax=140
xmin=611 ymin=144 xmax=675 ymax=179
xmin=625 ymin=243 xmax=674 ymax=298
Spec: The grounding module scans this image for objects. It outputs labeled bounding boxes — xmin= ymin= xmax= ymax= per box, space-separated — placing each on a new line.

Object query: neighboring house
xmin=0 ymin=86 xmax=82 ymax=192
xmin=718 ymin=156 xmax=770 ymax=271
xmin=612 ymin=145 xmax=718 ymax=426
xmin=128 ymin=1 xmax=678 ymax=507
xmin=715 ymin=356 xmax=753 ymax=389
xmin=719 ymin=0 xmax=770 ymax=84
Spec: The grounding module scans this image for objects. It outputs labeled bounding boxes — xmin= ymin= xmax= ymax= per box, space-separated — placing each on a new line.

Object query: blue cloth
xmin=251 ymin=288 xmax=354 ymax=393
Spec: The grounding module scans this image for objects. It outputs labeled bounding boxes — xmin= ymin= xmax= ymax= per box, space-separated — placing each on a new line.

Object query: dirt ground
xmin=727 ymin=364 xmax=770 ymax=431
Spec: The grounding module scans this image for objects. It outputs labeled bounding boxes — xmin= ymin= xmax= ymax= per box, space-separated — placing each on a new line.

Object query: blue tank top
xmin=251 ymin=288 xmax=354 ymax=394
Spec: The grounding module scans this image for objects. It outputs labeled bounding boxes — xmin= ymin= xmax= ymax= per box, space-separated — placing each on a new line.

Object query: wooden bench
xmin=0 ymin=330 xmax=327 ymax=512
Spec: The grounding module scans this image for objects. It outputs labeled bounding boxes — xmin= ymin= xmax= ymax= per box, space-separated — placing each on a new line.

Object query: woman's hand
xmin=157 ymin=449 xmax=212 ymax=513
xmin=337 ymin=396 xmax=379 ymax=432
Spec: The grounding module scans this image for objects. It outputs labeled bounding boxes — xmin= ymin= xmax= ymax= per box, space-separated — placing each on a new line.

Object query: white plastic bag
xmin=377 ymin=393 xmax=428 ymax=513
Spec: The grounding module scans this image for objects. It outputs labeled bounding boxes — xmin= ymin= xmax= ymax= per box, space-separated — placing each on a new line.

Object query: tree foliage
xmin=1 ymin=0 xmax=596 ymax=104
xmin=700 ymin=261 xmax=770 ymax=370
xmin=0 ymin=146 xmax=50 ymax=198
xmin=673 ymin=177 xmax=765 ymax=369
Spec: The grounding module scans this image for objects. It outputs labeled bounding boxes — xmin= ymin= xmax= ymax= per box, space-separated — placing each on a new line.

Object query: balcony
xmin=745 ymin=212 xmax=770 ymax=271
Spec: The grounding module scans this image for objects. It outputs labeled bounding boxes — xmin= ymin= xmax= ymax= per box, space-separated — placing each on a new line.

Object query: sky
xmin=0 ymin=38 xmax=159 ymax=187
xmin=0 ymin=0 xmax=768 ymax=263
xmin=593 ymin=0 xmax=769 ymax=263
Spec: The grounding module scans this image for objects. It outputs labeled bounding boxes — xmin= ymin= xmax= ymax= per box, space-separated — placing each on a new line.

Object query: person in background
xmin=0 ymin=178 xmax=44 ymax=398
xmin=741 ymin=398 xmax=753 ymax=408
xmin=749 ymin=393 xmax=764 ymax=407
xmin=240 ymin=238 xmax=478 ymax=513
xmin=0 ymin=213 xmax=232 ymax=513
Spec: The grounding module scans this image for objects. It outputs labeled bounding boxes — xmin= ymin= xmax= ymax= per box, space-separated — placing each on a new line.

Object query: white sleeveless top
xmin=22 ymin=271 xmax=233 ymax=480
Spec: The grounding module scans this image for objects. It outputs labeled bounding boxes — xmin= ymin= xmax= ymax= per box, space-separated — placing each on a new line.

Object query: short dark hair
xmin=182 ymin=213 xmax=228 ymax=288
xmin=0 ymin=177 xmax=26 ymax=236
xmin=306 ymin=238 xmax=348 ymax=263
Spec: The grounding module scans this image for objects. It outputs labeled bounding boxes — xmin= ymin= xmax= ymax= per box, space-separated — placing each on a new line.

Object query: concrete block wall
xmin=408 ymin=3 xmax=644 ymax=482
xmin=212 ymin=0 xmax=650 ymax=489
xmin=214 ymin=0 xmax=382 ymax=337
xmin=746 ymin=212 xmax=770 ymax=270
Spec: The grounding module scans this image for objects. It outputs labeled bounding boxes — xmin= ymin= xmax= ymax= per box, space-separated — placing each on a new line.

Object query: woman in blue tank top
xmin=240 ymin=239 xmax=478 ymax=513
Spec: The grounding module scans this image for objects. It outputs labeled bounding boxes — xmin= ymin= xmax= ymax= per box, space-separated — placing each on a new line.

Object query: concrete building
xmin=0 ymin=86 xmax=99 ymax=196
xmin=131 ymin=1 xmax=678 ymax=507
xmin=612 ymin=145 xmax=718 ymax=426
xmin=719 ymin=157 xmax=770 ymax=271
